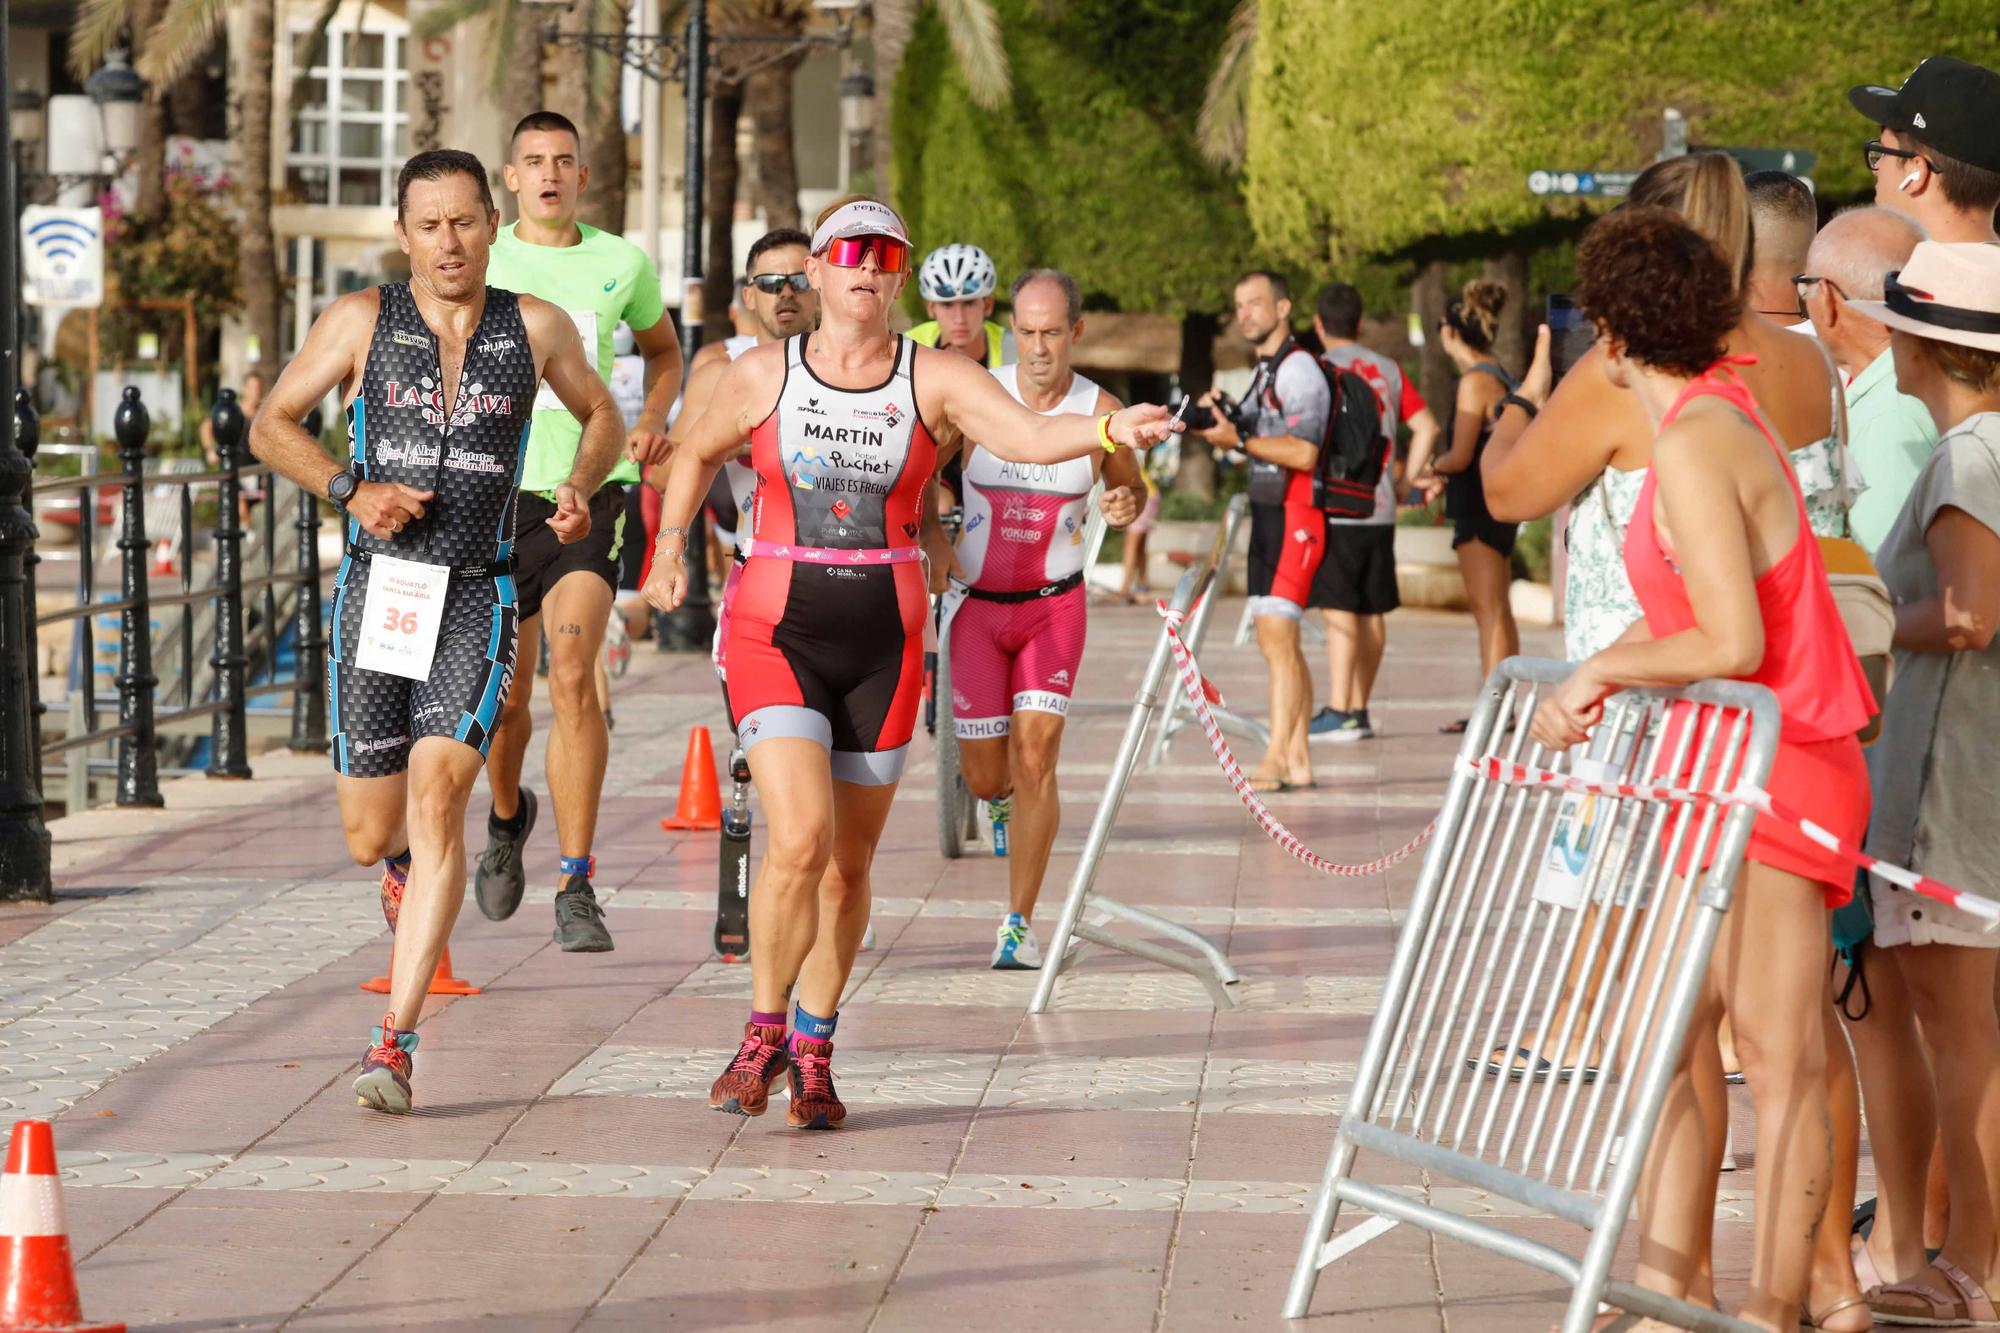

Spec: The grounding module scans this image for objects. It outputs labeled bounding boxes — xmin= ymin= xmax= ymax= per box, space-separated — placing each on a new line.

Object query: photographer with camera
xmin=1194 ymin=270 xmax=1329 ymax=792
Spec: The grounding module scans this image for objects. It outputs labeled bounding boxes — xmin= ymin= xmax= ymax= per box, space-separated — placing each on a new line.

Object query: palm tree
xmin=415 ymin=0 xmax=630 ymax=232
xmin=1197 ymin=0 xmax=1256 ymax=170
xmin=869 ymin=0 xmax=1012 ymax=196
xmin=71 ymin=0 xmax=286 ymax=374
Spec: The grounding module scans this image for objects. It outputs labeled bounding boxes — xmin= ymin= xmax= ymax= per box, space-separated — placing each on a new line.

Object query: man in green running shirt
xmin=475 ymin=110 xmax=684 ymax=952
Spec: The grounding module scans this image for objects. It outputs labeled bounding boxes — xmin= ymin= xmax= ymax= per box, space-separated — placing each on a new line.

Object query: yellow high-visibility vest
xmin=908 ymin=319 xmax=1013 ymax=368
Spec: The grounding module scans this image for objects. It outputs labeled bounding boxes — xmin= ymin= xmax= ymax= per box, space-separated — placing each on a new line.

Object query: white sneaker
xmin=991 ymin=913 xmax=1042 ymax=970
xmin=860 ymin=920 xmax=877 ymax=952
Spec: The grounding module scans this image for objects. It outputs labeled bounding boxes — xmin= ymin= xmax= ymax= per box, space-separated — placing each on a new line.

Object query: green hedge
xmin=1244 ymin=0 xmax=1996 ymax=267
xmin=892 ymin=0 xmax=1250 ymax=321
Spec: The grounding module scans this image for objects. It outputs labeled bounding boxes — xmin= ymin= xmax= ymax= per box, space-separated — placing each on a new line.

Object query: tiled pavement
xmin=5 ymin=599 xmax=1791 ymax=1329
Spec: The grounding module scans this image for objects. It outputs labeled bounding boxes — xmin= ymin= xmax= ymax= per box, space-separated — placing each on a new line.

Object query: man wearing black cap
xmin=1850 ymin=55 xmax=2000 ymax=244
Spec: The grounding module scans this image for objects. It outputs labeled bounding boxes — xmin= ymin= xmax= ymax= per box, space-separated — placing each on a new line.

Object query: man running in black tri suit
xmin=250 ymin=149 xmax=624 ymax=1115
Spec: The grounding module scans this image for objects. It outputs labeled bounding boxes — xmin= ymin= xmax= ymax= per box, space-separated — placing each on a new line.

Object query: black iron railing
xmin=20 ymin=385 xmax=332 ymax=830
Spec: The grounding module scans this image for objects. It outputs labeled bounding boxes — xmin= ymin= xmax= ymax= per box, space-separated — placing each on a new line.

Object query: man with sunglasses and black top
xmin=1851 ymin=56 xmax=2000 ymax=246
xmin=667 ymin=228 xmax=820 ymax=684
xmin=472 ymin=110 xmax=685 ymax=951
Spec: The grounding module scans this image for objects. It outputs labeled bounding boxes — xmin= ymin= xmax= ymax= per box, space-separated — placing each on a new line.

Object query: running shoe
xmin=991 ymin=912 xmax=1043 ymax=970
xmin=786 ymin=1036 xmax=847 ymax=1130
xmin=987 ymin=794 xmax=1011 ymax=859
xmin=353 ymin=1012 xmax=419 ymax=1114
xmin=710 ymin=1022 xmax=789 ymax=1116
xmin=860 ymin=919 xmax=877 ymax=952
xmin=1309 ymin=707 xmax=1375 ymax=742
xmin=554 ymin=876 xmax=615 ymax=952
xmin=379 ymin=859 xmax=409 ymax=933
xmin=474 ymin=788 xmax=538 ymax=921
xmin=605 ymin=605 xmax=633 ymax=679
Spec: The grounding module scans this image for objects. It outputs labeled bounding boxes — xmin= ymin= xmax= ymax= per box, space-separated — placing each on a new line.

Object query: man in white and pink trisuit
xmin=947 ymin=269 xmax=1147 ymax=968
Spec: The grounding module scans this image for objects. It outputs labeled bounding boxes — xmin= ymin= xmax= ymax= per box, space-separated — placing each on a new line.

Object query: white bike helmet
xmin=918 ymin=243 xmax=998 ymax=302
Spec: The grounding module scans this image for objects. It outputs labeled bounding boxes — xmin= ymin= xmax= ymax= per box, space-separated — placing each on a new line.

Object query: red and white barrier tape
xmin=1465 ymin=756 xmax=2000 ymax=926
xmin=1156 ymin=603 xmax=1437 ymax=877
xmin=1158 ymin=600 xmax=1999 ymax=923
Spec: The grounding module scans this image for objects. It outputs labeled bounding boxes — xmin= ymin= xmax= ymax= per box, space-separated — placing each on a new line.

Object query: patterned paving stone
xmin=21 ymin=606 xmax=1733 ymax=1328
xmin=604 ymin=888 xmax=1398 ymax=930
xmin=662 ymin=963 xmax=1382 ymax=1013
xmin=54 ymin=1149 xmax=1754 ymax=1222
xmin=0 ymin=879 xmax=384 ymax=1119
xmin=550 ymin=1047 xmax=999 ymax=1107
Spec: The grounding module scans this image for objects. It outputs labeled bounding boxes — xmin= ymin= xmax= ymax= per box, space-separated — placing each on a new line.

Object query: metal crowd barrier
xmin=1027 ymin=493 xmax=1251 ymax=1014
xmin=1283 ymin=659 xmax=1777 ymax=1333
xmin=23 ymin=385 xmax=330 ymax=822
xmin=1148 ymin=502 xmax=1266 ymax=767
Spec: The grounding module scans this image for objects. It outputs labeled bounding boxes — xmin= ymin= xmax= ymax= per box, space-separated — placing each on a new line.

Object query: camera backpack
xmin=1257 ymin=343 xmax=1388 ymax=519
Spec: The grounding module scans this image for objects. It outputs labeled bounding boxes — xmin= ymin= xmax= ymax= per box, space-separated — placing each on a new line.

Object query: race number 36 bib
xmin=354 ymin=554 xmax=451 ymax=680
xmin=533 ymin=309 xmax=600 ymax=411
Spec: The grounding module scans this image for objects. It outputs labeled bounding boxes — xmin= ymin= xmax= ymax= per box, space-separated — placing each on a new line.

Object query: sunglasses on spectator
xmin=1863 ymin=139 xmax=1926 ymax=173
xmin=1793 ymin=274 xmax=1849 ymax=320
xmin=821 ymin=235 xmax=912 ymax=273
xmin=747 ymin=272 xmax=810 ymax=295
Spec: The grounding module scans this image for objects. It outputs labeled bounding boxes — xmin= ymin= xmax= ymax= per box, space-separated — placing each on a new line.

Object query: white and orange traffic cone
xmin=0 ymin=1119 xmax=124 ymax=1333
xmin=148 ymin=536 xmax=175 ymax=578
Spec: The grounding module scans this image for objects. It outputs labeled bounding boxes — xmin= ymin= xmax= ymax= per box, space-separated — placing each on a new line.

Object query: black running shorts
xmin=1309 ymin=523 xmax=1401 ymax=616
xmin=513 ymin=484 xmax=627 ymax=623
xmin=328 ymin=561 xmax=519 ymax=779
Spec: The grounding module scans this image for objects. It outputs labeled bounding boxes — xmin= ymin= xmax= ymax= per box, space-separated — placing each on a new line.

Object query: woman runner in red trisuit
xmin=645 ymin=195 xmax=1178 ymax=1130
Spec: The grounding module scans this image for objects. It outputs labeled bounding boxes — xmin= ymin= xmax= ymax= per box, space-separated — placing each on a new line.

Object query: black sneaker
xmin=474 ymin=788 xmax=537 ymax=921
xmin=554 ymin=877 xmax=615 ymax=952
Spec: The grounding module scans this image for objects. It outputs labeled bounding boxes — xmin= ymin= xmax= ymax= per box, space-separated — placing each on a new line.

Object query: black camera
xmin=1169 ymin=391 xmax=1243 ymax=435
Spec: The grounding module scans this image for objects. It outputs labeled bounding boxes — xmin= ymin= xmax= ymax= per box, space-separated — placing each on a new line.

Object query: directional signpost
xmin=1527 ymin=169 xmax=1642 ymax=198
xmin=1529 ymin=134 xmax=1818 ymax=201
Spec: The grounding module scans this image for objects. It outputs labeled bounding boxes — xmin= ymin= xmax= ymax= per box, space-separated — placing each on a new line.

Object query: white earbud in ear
xmin=1900 ymin=169 xmax=1923 ymax=192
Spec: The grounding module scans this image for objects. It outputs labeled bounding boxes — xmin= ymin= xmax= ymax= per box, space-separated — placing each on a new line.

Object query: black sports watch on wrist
xmin=326 ymin=470 xmax=359 ymax=511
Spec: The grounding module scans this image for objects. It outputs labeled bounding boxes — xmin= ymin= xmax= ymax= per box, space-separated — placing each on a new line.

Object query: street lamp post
xmin=84 ymin=52 xmax=147 ymax=175
xmin=0 ymin=0 xmax=54 ymax=902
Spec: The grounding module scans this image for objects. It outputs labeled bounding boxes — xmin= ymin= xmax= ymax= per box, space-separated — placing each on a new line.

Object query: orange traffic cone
xmin=0 ymin=1120 xmax=125 ymax=1333
xmin=149 ymin=537 xmax=175 ymax=577
xmin=661 ymin=726 xmax=723 ymax=831
xmin=360 ymin=945 xmax=481 ymax=997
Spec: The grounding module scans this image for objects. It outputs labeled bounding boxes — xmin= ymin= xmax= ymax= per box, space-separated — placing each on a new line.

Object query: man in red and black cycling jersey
xmin=1196 ymin=269 xmax=1328 ymax=793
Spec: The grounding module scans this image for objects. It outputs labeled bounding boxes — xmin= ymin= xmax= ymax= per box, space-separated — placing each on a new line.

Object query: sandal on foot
xmin=1474 ymin=1046 xmax=1600 ymax=1084
xmin=1870 ymin=1256 xmax=1998 ymax=1327
xmin=1802 ymin=1293 xmax=1872 ymax=1330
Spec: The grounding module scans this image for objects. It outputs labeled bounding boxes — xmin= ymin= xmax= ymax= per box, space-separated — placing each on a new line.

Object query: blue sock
xmin=1006 ymin=912 xmax=1026 ymax=927
xmin=789 ymin=1003 xmax=837 ymax=1045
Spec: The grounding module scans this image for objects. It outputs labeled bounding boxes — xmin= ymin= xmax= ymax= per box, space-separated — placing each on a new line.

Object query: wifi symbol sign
xmin=27 ymin=216 xmax=98 ymax=274
xmin=21 ymin=207 xmax=104 ymax=307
